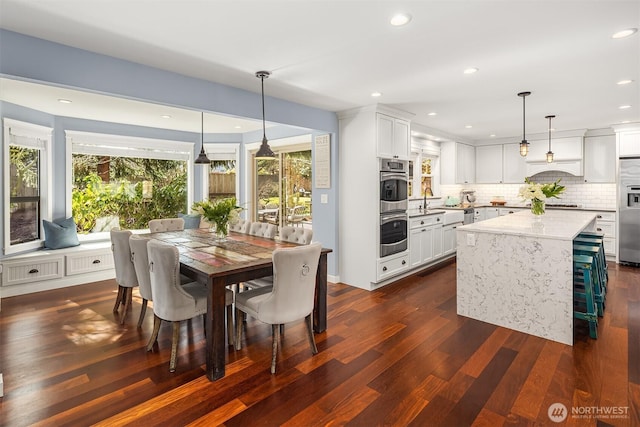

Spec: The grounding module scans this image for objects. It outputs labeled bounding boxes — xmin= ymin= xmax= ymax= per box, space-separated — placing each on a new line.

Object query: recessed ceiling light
xmin=390 ymin=13 xmax=412 ymax=26
xmin=490 ymin=134 xmax=496 ymax=137
xmin=160 ymin=114 xmax=172 ymax=119
xmin=465 ymin=125 xmax=473 ymax=129
xmin=58 ymin=98 xmax=72 ymax=104
xmin=621 ymin=120 xmax=631 ymax=124
xmin=371 ymin=92 xmax=382 ymax=97
xmin=612 ymin=28 xmax=637 ymax=39
xmin=234 ymin=125 xmax=242 ymax=129
xmin=464 ymin=67 xmax=479 ymax=74
xmin=427 ymin=112 xmax=437 ymax=116
xmin=619 ymin=105 xmax=632 ymax=109
xmin=617 ymin=79 xmax=634 ymax=85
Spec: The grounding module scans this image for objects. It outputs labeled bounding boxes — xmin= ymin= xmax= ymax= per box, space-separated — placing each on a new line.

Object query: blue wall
xmin=0 ymin=30 xmax=339 ymax=276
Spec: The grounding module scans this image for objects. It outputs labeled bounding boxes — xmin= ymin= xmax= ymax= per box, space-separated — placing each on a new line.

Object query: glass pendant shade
xmin=520 ymin=140 xmax=529 ymax=156
xmin=546 ymin=151 xmax=554 ymax=163
xmin=195 ymin=112 xmax=211 ymax=165
xmin=255 ymin=71 xmax=276 ymax=159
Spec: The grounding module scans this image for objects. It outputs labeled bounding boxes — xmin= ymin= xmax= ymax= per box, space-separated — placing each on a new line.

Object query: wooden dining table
xmin=144 ymin=228 xmax=332 ymax=381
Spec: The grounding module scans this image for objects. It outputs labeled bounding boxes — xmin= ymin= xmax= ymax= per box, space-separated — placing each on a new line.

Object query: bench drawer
xmin=2 ymin=256 xmax=64 ymax=286
xmin=66 ymin=249 xmax=114 ymax=276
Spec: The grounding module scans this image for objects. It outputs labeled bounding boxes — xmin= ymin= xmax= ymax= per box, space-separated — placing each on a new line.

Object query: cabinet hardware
xmin=382 ymin=266 xmax=388 ymax=272
xmin=597 ymin=228 xmax=602 ymax=231
xmin=437 ymin=217 xmax=440 ymax=222
xmin=597 ymin=215 xmax=602 ymax=219
xmin=28 ymin=268 xmax=39 ymax=274
xmin=420 ymin=220 xmax=424 ymax=225
xmin=401 ymin=260 xmax=406 ymax=265
xmin=92 ymin=259 xmax=101 ymax=264
xmin=422 ymin=229 xmax=426 ymax=232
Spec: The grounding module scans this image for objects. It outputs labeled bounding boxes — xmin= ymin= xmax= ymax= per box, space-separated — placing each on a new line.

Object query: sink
xmin=442 ymin=210 xmax=464 ymax=225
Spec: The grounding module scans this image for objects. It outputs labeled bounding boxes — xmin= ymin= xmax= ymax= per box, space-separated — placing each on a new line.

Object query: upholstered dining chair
xmin=235 ymin=243 xmax=322 ymax=373
xmin=229 ymin=218 xmax=251 ymax=233
xmin=249 ymin=222 xmax=277 ymax=238
xmin=244 ymin=226 xmax=314 ymax=290
xmin=129 ymin=235 xmax=152 ymax=328
xmin=148 ymin=218 xmax=185 ymax=233
xmin=146 ymin=240 xmax=235 ymax=372
xmin=110 ymin=228 xmax=139 ymax=324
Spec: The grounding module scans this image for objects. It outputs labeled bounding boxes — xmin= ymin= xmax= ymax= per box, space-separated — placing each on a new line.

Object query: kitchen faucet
xmin=423 ymin=195 xmax=429 ymax=211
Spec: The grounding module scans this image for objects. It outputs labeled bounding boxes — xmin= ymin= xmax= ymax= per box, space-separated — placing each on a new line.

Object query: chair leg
xmin=280 ymin=324 xmax=285 ymax=335
xmin=170 ymin=321 xmax=180 ymax=373
xmin=305 ymin=314 xmax=318 ymax=354
xmin=137 ymin=299 xmax=148 ymax=328
xmin=146 ymin=314 xmax=162 ymax=351
xmin=271 ymin=324 xmax=280 ymax=374
xmin=235 ymin=308 xmax=243 ymax=351
xmin=227 ymin=305 xmax=235 ymax=347
xmin=120 ymin=287 xmax=132 ymax=325
xmin=113 ymin=285 xmax=124 ymax=312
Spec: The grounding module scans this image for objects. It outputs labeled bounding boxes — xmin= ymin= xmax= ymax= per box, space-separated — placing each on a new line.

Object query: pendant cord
xmin=522 ymin=96 xmax=526 ymax=140
xmin=261 ymin=76 xmax=267 ymax=141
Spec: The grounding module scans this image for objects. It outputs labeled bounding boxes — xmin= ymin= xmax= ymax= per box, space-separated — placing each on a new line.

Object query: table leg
xmin=313 ymin=253 xmax=328 ymax=333
xmin=206 ymin=277 xmax=227 ymax=381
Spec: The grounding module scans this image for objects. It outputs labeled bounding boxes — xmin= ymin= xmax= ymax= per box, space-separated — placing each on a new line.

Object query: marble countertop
xmin=458 ymin=209 xmax=597 ymax=240
xmin=441 ymin=203 xmax=615 ymax=212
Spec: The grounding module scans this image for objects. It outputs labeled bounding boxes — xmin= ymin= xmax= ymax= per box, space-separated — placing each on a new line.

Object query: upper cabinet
xmin=502 ymin=143 xmax=527 ymax=183
xmin=525 ymin=136 xmax=584 ymax=176
xmin=377 ymin=113 xmax=410 ymax=159
xmin=475 ymin=145 xmax=503 ymax=183
xmin=441 ymin=142 xmax=475 ymax=185
xmin=584 ymin=134 xmax=616 ymax=183
xmin=619 ymin=131 xmax=640 ymax=157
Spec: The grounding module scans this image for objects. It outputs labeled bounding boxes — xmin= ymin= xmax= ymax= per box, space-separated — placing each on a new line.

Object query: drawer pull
xmin=401 ymin=260 xmax=406 ymax=265
xmin=437 ymin=217 xmax=440 ymax=222
xmin=420 ymin=220 xmax=424 ymax=225
xmin=597 ymin=215 xmax=603 ymax=219
xmin=92 ymin=259 xmax=101 ymax=264
xmin=382 ymin=266 xmax=388 ymax=272
xmin=597 ymin=228 xmax=602 ymax=231
xmin=28 ymin=268 xmax=39 ymax=274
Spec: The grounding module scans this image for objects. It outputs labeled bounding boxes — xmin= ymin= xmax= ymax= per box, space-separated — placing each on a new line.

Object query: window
xmin=3 ymin=119 xmax=52 ymax=254
xmin=66 ymin=131 xmax=194 ymax=236
xmin=205 ymin=143 xmax=240 ymax=201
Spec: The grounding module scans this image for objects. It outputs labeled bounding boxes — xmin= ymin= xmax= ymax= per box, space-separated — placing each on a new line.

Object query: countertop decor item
xmin=518 ymin=178 xmax=566 ymax=215
xmin=192 ymin=197 xmax=242 ymax=240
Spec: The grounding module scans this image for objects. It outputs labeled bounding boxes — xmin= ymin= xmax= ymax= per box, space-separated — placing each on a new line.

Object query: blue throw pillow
xmin=178 ymin=213 xmax=202 ymax=229
xmin=43 ymin=217 xmax=80 ymax=249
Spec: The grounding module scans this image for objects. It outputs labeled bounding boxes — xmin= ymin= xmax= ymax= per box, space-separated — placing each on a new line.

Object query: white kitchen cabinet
xmin=473 ymin=208 xmax=485 ymax=222
xmin=409 ymin=214 xmax=443 ymax=267
xmin=619 ymin=131 xmax=640 ymax=157
xmin=441 ymin=142 xmax=475 ymax=185
xmin=592 ymin=211 xmax=616 ymax=258
xmin=499 ymin=208 xmax=525 ymax=216
xmin=475 ymin=145 xmax=503 ymax=183
xmin=502 ymin=143 xmax=527 ymax=183
xmin=377 ymin=252 xmax=410 ymax=282
xmin=485 ymin=208 xmax=500 ymax=219
xmin=443 ymin=222 xmax=462 ymax=255
xmin=584 ymin=135 xmax=616 ymax=183
xmin=377 ymin=113 xmax=410 ymax=159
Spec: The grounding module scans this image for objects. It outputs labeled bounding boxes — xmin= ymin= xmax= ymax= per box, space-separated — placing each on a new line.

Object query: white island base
xmin=456 ymin=210 xmax=597 ymax=345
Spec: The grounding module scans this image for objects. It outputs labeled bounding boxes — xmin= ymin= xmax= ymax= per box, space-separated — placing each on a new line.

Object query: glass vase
xmin=214 ymin=221 xmax=228 ymax=241
xmin=531 ymin=198 xmax=545 ymax=215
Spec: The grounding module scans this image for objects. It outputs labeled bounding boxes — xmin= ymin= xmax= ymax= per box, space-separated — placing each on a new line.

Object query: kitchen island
xmin=456 ymin=210 xmax=597 ymax=345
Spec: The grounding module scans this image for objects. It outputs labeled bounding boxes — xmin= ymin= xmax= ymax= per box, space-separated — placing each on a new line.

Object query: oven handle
xmin=380 ymin=172 xmax=408 ymax=182
xmin=381 ymin=213 xmax=408 ymax=224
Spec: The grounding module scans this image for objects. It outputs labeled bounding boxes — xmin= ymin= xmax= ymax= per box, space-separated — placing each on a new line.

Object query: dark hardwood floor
xmin=1 ymin=261 xmax=639 ymax=426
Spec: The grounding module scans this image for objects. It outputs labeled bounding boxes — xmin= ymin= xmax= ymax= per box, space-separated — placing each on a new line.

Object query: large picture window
xmin=66 ymin=131 xmax=194 ymax=235
xmin=3 ymin=119 xmax=52 ymax=254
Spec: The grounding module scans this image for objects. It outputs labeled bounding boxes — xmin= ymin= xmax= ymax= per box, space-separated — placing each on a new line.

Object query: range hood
xmin=525 ymin=135 xmax=584 ymax=176
xmin=526 ymin=159 xmax=583 ymax=176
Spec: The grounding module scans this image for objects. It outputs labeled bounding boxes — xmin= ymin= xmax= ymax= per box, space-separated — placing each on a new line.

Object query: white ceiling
xmin=0 ymin=0 xmax=638 ymax=141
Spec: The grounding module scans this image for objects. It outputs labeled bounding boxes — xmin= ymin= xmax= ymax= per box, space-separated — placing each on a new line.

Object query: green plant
xmin=192 ymin=197 xmax=242 ymax=236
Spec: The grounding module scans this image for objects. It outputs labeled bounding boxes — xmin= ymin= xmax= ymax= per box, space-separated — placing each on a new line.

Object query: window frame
xmin=65 ymin=130 xmax=195 ymax=241
xmin=203 ymin=143 xmax=241 ymax=202
xmin=3 ymin=118 xmax=53 ymax=255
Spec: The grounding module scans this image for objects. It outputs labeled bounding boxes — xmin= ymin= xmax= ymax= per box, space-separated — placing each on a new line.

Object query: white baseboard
xmin=1 ymin=269 xmax=115 ymax=298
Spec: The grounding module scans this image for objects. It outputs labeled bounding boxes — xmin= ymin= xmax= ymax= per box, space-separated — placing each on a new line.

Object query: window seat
xmin=1 ymin=241 xmax=115 ymax=297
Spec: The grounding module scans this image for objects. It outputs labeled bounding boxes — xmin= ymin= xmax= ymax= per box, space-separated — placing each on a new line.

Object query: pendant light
xmin=195 ymin=111 xmax=211 ymax=164
xmin=545 ymin=115 xmax=555 ymax=163
xmin=255 ymin=71 xmax=276 ymax=159
xmin=518 ymin=91 xmax=531 ymax=157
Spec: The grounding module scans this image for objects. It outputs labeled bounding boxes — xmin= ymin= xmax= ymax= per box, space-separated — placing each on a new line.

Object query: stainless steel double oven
xmin=380 ymin=158 xmax=408 ymax=257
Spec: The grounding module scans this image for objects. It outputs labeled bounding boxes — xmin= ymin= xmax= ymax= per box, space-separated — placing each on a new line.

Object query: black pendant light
xmin=545 ymin=115 xmax=555 ymax=163
xmin=195 ymin=111 xmax=211 ymax=164
xmin=518 ymin=91 xmax=531 ymax=157
xmin=255 ymin=71 xmax=276 ymax=159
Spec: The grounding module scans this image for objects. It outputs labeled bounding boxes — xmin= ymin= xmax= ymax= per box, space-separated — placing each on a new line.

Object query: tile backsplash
xmin=433 ymin=171 xmax=616 ymax=210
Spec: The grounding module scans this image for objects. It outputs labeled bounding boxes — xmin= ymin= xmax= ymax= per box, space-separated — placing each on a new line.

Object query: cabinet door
xmin=421 ymin=227 xmax=434 ymax=263
xmin=440 ymin=141 xmax=456 ymax=185
xmin=485 ymin=208 xmax=499 ymax=219
xmin=584 ymin=135 xmax=616 ymax=183
xmin=443 ymin=225 xmax=455 ymax=255
xmin=376 ymin=113 xmax=395 ymax=158
xmin=456 ymin=143 xmax=475 ymax=184
xmin=410 ymin=228 xmax=424 ymax=267
xmin=432 ymin=226 xmax=443 ymax=259
xmin=503 ymin=143 xmax=527 ymax=183
xmin=393 ymin=119 xmax=410 ymax=159
xmin=619 ymin=131 xmax=640 ymax=157
xmin=475 ymin=145 xmax=503 ymax=183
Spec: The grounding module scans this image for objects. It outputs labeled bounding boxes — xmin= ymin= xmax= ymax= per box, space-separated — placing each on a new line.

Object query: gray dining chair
xmin=235 ymin=243 xmax=322 ymax=373
xmin=148 ymin=218 xmax=185 ymax=232
xmin=249 ymin=222 xmax=277 ymax=238
xmin=244 ymin=226 xmax=314 ymax=290
xmin=146 ymin=240 xmax=234 ymax=372
xmin=110 ymin=228 xmax=139 ymax=324
xmin=229 ymin=218 xmax=251 ymax=233
xmin=129 ymin=235 xmax=152 ymax=328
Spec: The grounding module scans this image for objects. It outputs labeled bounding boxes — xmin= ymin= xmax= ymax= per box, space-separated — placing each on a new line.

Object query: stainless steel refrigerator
xmin=619 ymin=158 xmax=640 ymax=265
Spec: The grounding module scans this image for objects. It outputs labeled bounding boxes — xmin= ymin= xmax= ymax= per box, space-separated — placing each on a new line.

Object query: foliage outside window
xmin=9 ymin=146 xmax=41 ymax=245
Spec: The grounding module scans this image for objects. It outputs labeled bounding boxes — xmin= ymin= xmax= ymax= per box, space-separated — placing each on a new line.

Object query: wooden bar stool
xmin=575 ymin=235 xmax=608 ymax=286
xmin=573 ymin=254 xmax=598 ymax=339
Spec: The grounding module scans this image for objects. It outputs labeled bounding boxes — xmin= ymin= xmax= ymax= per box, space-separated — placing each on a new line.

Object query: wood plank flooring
xmin=1 ymin=261 xmax=639 ymax=426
